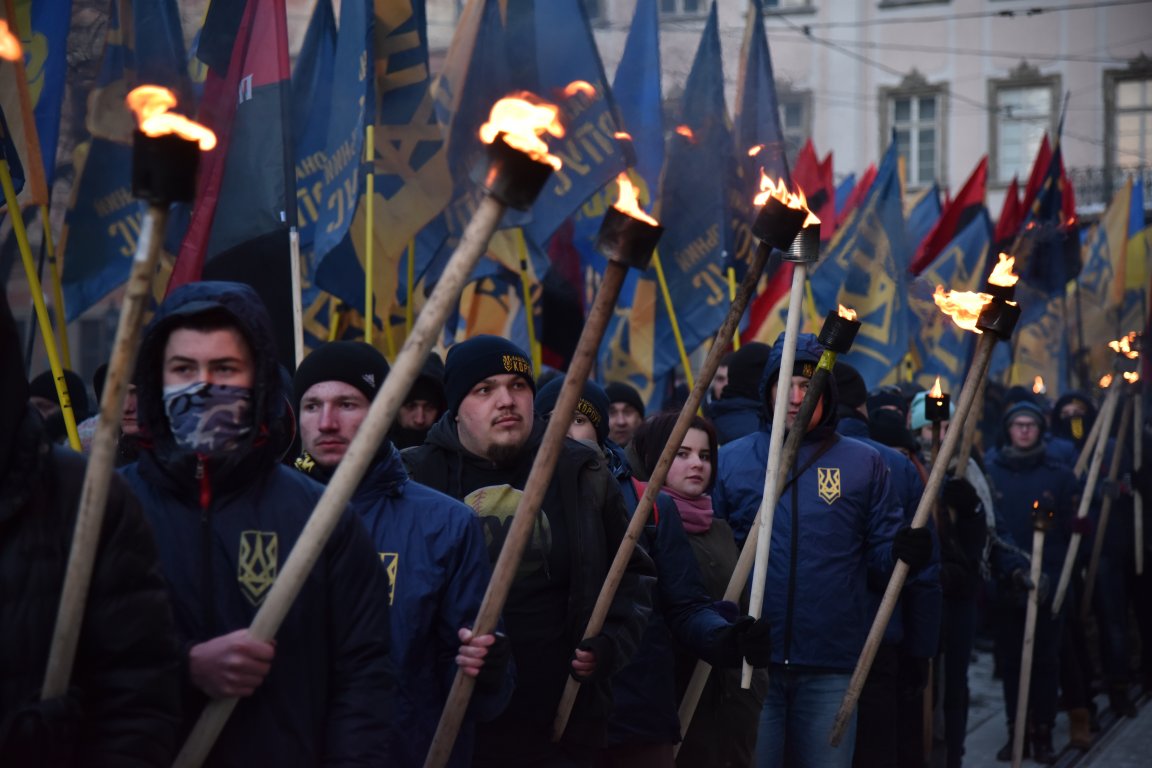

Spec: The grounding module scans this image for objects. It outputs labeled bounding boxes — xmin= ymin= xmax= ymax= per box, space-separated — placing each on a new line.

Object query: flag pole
xmin=363 ymin=123 xmax=375 ymax=350
xmin=1 ymin=156 xmax=81 ymax=451
xmin=40 ymin=205 xmax=71 ymax=369
xmin=516 ymin=228 xmax=541 ymax=375
xmin=406 ymin=237 xmax=416 ymax=334
xmin=727 ymin=264 xmax=741 ymax=350
xmin=1081 ymin=392 xmax=1133 ymax=617
xmin=1012 ymin=507 xmax=1051 ymax=767
xmin=652 ymin=247 xmax=695 ymax=390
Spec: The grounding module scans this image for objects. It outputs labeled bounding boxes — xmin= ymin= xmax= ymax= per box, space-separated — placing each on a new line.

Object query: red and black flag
xmin=910 ymin=155 xmax=986 ymax=275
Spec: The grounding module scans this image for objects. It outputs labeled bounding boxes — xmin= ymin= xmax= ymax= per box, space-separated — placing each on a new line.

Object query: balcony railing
xmin=1066 ymin=165 xmax=1151 ymax=215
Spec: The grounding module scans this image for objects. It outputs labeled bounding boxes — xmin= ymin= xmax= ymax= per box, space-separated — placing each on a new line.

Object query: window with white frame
xmin=890 ymin=93 xmax=940 ymax=187
xmin=660 ymin=0 xmax=704 ymax=15
xmin=990 ymin=68 xmax=1057 ymax=186
xmin=1114 ymin=76 xmax=1152 ymax=169
xmin=763 ymin=0 xmax=813 ymax=9
xmin=777 ymin=90 xmax=811 ymax=168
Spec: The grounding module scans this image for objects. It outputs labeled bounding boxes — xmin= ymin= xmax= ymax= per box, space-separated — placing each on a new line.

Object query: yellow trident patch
xmin=817 ymin=468 xmax=841 ymax=505
xmin=380 ymin=552 xmax=398 ymax=606
xmin=238 ymin=531 xmax=278 ymax=606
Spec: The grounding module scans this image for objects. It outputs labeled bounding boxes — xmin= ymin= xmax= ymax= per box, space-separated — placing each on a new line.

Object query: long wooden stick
xmin=173 ymin=194 xmax=508 ymax=768
xmin=745 ymin=262 xmax=809 ymax=688
xmin=1080 ymin=393 xmax=1133 ymax=618
xmin=1012 ymin=523 xmax=1048 ymax=768
xmin=550 ymin=241 xmax=772 ymax=741
xmin=1072 ymin=396 xmax=1110 ymax=479
xmin=1135 ymin=391 xmax=1145 ymax=575
xmin=830 ymin=331 xmax=998 ymax=746
xmin=41 ymin=206 xmax=169 ymax=699
xmin=1051 ymin=380 xmax=1122 ymax=615
xmin=676 ymin=344 xmax=835 ymax=752
xmin=955 ymin=373 xmax=987 ymax=472
xmin=422 ymin=257 xmax=630 ymax=768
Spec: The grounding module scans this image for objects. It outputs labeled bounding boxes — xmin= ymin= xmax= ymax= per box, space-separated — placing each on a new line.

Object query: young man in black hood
xmin=121 ymin=281 xmax=392 ymax=766
xmin=404 ymin=334 xmax=655 ymax=767
xmin=1 ymin=285 xmax=181 ymax=765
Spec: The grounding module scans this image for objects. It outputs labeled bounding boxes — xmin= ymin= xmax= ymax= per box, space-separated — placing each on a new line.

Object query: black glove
xmin=570 ymin=634 xmax=616 ymax=683
xmin=941 ymin=477 xmax=982 ymax=519
xmin=733 ymin=616 xmax=773 ymax=668
xmin=893 ymin=526 xmax=932 ymax=572
xmin=474 ymin=632 xmax=512 ymax=694
xmin=1011 ymin=568 xmax=1035 ymax=595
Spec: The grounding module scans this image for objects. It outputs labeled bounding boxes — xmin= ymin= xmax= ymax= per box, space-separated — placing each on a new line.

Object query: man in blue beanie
xmin=713 ymin=333 xmax=930 ymax=767
xmin=404 ymin=335 xmax=655 ymax=767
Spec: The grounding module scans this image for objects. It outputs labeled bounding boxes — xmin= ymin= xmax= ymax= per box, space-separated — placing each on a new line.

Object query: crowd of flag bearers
xmin=4 ymin=269 xmax=1150 ymax=766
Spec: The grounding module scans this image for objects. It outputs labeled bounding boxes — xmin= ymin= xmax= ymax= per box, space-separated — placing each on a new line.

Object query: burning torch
xmin=42 ymin=86 xmax=213 ymax=701
xmin=830 ymin=252 xmax=1023 ymax=745
xmin=174 ymin=91 xmax=566 ymax=768
xmin=925 ymin=376 xmax=951 ymax=470
xmin=1012 ymin=501 xmax=1053 ymax=768
xmin=1133 ymin=334 xmax=1145 ymax=575
xmin=1051 ymin=333 xmax=1140 ymax=615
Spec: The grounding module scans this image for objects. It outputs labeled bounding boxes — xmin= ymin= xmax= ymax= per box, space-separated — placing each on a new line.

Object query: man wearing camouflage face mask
xmin=120 ymin=281 xmax=393 ymax=765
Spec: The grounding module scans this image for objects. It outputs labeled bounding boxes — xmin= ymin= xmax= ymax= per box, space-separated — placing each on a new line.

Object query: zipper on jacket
xmin=782 ymin=475 xmax=800 ymax=664
xmin=196 ymin=455 xmax=216 ymax=634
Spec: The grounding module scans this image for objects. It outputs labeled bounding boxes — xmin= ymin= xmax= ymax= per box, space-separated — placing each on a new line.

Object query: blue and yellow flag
xmin=1123 ymin=175 xmax=1147 ymax=335
xmin=809 ymin=137 xmax=909 ymax=389
xmin=649 ymin=1 xmax=731 ymax=396
xmin=1009 ymin=281 xmax=1069 ymax=393
xmin=907 ymin=208 xmax=991 ymax=392
xmin=59 ymin=0 xmax=190 ymax=320
xmin=1018 ymin=140 xmax=1079 ymax=296
xmin=1074 ymin=178 xmax=1131 ymax=379
xmin=10 ymin=0 xmax=68 ymax=186
xmin=905 ymin=183 xmax=941 ymax=256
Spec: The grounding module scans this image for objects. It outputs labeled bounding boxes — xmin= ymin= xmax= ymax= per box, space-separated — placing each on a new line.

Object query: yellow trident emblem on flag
xmin=380 ymin=552 xmax=398 ymax=606
xmin=238 ymin=531 xmax=278 ymax=606
xmin=817 ymin=468 xmax=841 ymax=505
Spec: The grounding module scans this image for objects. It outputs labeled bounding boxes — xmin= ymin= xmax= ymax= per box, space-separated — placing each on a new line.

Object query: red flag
xmin=742 ymin=257 xmax=792 ymax=345
xmin=1019 ymin=134 xmax=1051 ymax=216
xmin=910 ymin=156 xmax=987 ymax=275
xmin=994 ymin=176 xmax=1021 ymax=247
xmin=792 ymin=139 xmax=835 ymax=241
xmin=837 ymin=163 xmax=875 ymax=230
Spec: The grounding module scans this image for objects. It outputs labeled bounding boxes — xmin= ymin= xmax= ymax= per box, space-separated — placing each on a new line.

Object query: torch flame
xmin=753 ymin=171 xmax=820 ymax=226
xmin=126 ymin=86 xmax=217 ymax=150
xmin=988 ymin=253 xmax=1020 ymax=287
xmin=837 ymin=304 xmax=857 ymax=322
xmin=562 ymin=80 xmax=596 ymax=99
xmin=1033 ymin=500 xmax=1040 ymax=510
xmin=0 ymin=20 xmax=20 ymax=60
xmin=1100 ymin=373 xmax=1114 ymax=388
xmin=1108 ymin=331 xmax=1139 ymax=359
xmin=1033 ymin=375 xmax=1046 ymax=395
xmin=478 ymin=92 xmax=565 ymax=171
xmin=612 ymin=172 xmax=658 ymax=227
xmin=748 ymin=144 xmax=764 ymax=157
xmin=676 ymin=125 xmax=696 ymax=142
xmin=929 ymin=377 xmax=943 ymax=399
xmin=1124 ymin=371 xmax=1140 ymax=383
xmin=932 ymin=286 xmax=991 ymax=334
xmin=614 ymin=131 xmax=631 ymax=141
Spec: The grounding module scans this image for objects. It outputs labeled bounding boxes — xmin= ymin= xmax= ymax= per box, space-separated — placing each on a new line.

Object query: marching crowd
xmin=2 ymin=280 xmax=1150 ymax=768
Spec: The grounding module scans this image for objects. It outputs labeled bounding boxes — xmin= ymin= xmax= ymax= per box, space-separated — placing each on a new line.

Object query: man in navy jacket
xmin=293 ymin=341 xmax=513 ymax=767
xmin=713 ymin=333 xmax=932 ymax=767
xmin=122 ymin=282 xmax=392 ymax=766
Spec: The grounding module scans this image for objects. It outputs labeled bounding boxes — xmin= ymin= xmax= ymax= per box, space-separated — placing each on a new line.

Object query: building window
xmin=1105 ymin=57 xmax=1152 ymax=195
xmin=660 ymin=0 xmax=704 ymax=16
xmin=777 ymin=89 xmax=811 ymax=168
xmin=881 ymin=71 xmax=944 ymax=188
xmin=764 ymin=0 xmax=813 ymax=9
xmin=989 ymin=63 xmax=1059 ymax=186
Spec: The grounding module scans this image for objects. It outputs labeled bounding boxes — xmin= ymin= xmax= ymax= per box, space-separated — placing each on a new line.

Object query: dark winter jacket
xmin=605 ymin=476 xmax=742 ymax=746
xmin=984 ymin=443 xmax=1080 ymax=592
xmin=713 ymin=334 xmax=903 ymax=670
xmin=300 ymin=442 xmax=512 ymax=767
xmin=838 ymin=413 xmax=941 ymax=659
xmin=404 ymin=417 xmax=655 ymax=757
xmin=123 ymin=282 xmax=392 ymax=766
xmin=0 ymin=409 xmax=181 ymax=767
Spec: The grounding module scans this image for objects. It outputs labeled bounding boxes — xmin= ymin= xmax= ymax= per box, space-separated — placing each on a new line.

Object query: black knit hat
xmin=833 ymin=362 xmax=868 ymax=410
xmin=293 ymin=341 xmax=389 ymax=410
xmin=1003 ymin=399 xmax=1046 ymax=436
xmin=444 ymin=335 xmax=535 ymax=415
xmin=605 ymin=381 xmax=645 ymax=417
xmin=722 ymin=342 xmax=771 ymax=401
xmin=535 ymin=376 xmax=611 ymax=444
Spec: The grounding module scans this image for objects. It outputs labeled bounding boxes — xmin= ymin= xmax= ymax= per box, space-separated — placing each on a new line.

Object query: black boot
xmin=996 ymin=725 xmax=1029 ymax=761
xmin=1032 ymin=722 xmax=1058 ymax=764
xmin=1109 ymin=684 xmax=1139 ymax=718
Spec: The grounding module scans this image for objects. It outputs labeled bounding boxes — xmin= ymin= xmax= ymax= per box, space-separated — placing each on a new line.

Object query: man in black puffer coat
xmin=0 ymin=285 xmax=181 ymax=766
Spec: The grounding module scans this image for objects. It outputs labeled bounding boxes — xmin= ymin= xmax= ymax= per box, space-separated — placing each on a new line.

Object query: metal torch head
xmin=750 ymin=196 xmax=809 ymax=253
xmin=975 ymin=298 xmax=1021 ymax=340
xmin=132 ymin=130 xmax=200 ymax=205
xmin=924 ymin=393 xmax=951 ymax=423
xmin=784 ymin=223 xmax=821 ymax=264
xmin=595 ymin=206 xmax=661 ymax=270
xmin=817 ymin=309 xmax=860 ymax=354
xmin=1031 ymin=501 xmax=1055 ymax=531
xmin=482 ymin=133 xmax=556 ymax=211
